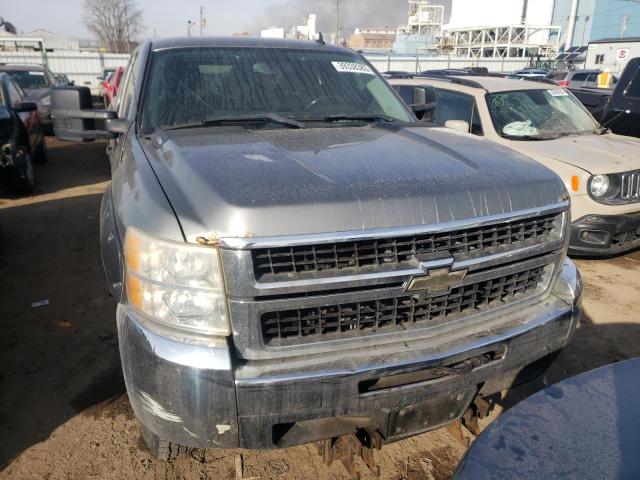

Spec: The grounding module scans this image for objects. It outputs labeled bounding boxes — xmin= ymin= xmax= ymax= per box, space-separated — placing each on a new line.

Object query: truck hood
xmin=512 ymin=133 xmax=640 ymax=175
xmin=142 ymin=125 xmax=566 ymax=240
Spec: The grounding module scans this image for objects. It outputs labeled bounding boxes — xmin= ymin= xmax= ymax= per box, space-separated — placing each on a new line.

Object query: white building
xmin=260 ymin=14 xmax=317 ymax=41
xmin=585 ymin=37 xmax=640 ymax=74
xmin=24 ymin=29 xmax=80 ymax=51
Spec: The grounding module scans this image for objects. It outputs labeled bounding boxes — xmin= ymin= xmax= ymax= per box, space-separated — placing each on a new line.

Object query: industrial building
xmin=392 ymin=0 xmax=639 ymax=60
xmin=442 ymin=0 xmax=561 ymax=58
xmin=394 ymin=0 xmax=445 ymax=54
xmin=552 ymin=0 xmax=640 ymax=50
xmin=584 ymin=36 xmax=640 ymax=72
xmin=346 ymin=28 xmax=396 ymax=52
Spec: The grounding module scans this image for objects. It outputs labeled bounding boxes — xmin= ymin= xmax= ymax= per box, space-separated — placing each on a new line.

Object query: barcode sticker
xmin=548 ymin=89 xmax=568 ymax=96
xmin=331 ymin=61 xmax=374 ymax=75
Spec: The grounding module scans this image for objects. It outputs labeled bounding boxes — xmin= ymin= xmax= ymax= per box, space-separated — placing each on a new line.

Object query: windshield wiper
xmin=158 ymin=113 xmax=305 ymax=132
xmin=305 ymin=114 xmax=398 ymax=124
xmin=204 ymin=114 xmax=305 ymax=129
xmin=502 ymin=134 xmax=547 ymax=141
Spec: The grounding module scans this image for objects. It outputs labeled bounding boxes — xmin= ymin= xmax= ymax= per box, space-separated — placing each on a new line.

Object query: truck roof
xmin=391 ymin=75 xmax=557 ymax=93
xmin=150 ymin=36 xmax=345 ymax=52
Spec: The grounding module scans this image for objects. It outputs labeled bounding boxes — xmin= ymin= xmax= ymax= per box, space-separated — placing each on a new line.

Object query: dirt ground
xmin=1 ymin=139 xmax=639 ymax=480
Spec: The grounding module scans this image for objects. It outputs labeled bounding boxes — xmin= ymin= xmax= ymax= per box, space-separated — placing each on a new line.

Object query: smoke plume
xmin=247 ymin=0 xmax=422 ymax=36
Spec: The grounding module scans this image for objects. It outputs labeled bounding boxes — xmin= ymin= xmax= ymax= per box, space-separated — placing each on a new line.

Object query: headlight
xmin=589 ymin=174 xmax=610 ymax=198
xmin=124 ymin=227 xmax=229 ymax=336
xmin=40 ymin=96 xmax=51 ymax=106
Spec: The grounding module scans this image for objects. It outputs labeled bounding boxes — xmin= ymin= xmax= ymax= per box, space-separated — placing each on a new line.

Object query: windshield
xmin=6 ymin=70 xmax=49 ymax=89
xmin=141 ymin=47 xmax=413 ymax=133
xmin=487 ymin=89 xmax=598 ymax=140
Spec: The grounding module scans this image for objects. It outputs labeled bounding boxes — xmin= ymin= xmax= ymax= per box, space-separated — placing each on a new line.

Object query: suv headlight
xmin=588 ymin=174 xmax=610 ymax=198
xmin=41 ymin=96 xmax=51 ymax=106
xmin=124 ymin=227 xmax=229 ymax=336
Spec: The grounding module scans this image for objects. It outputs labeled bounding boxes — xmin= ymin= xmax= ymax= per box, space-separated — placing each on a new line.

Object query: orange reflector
xmin=126 ymin=273 xmax=144 ymax=310
xmin=571 ymin=175 xmax=579 ymax=192
xmin=124 ymin=229 xmax=141 ymax=272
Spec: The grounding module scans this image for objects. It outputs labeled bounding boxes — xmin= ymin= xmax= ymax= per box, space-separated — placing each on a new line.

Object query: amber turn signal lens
xmin=571 ymin=175 xmax=579 ymax=192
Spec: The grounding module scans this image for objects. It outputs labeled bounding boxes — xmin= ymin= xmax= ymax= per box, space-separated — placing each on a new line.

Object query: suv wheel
xmin=140 ymin=424 xmax=192 ymax=461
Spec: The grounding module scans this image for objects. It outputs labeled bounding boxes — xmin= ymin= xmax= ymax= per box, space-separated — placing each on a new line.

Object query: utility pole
xmin=335 ymin=0 xmax=340 ymax=45
xmin=200 ymin=6 xmax=205 ymax=36
xmin=187 ymin=20 xmax=195 ymax=37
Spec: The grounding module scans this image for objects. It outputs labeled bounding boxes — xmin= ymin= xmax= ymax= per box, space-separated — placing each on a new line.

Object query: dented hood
xmin=141 ymin=125 xmax=566 ymax=240
xmin=513 ymin=133 xmax=640 ymax=175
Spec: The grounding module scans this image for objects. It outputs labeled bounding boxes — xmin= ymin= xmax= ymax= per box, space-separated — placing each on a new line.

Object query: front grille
xmin=621 ymin=172 xmax=640 ymax=201
xmin=261 ymin=264 xmax=548 ymax=344
xmin=252 ymin=213 xmax=559 ymax=279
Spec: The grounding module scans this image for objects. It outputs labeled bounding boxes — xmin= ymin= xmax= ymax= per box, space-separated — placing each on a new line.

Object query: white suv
xmin=391 ymin=75 xmax=640 ymax=257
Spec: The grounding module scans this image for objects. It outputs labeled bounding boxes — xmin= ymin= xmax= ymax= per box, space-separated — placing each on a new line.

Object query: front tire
xmin=11 ymin=147 xmax=35 ymax=194
xmin=140 ymin=424 xmax=192 ymax=461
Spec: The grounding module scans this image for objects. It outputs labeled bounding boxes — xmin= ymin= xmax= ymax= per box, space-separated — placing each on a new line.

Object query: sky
xmin=2 ymin=0 xmax=438 ymax=41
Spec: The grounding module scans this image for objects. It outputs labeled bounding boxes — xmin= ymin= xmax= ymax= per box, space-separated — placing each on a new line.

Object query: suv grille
xmin=621 ymin=172 xmax=640 ymax=200
xmin=261 ymin=264 xmax=548 ymax=344
xmin=252 ymin=213 xmax=559 ymax=279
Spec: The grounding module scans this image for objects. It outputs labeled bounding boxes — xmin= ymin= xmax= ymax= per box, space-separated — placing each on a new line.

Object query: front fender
xmin=100 ymin=183 xmax=124 ymax=300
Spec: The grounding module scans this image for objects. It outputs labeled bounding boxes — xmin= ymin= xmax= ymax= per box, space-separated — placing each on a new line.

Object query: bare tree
xmin=82 ymin=0 xmax=144 ymax=53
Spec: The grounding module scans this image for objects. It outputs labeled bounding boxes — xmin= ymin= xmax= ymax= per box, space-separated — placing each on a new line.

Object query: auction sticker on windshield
xmin=332 ymin=61 xmax=374 ymax=75
xmin=548 ymin=89 xmax=569 ymax=96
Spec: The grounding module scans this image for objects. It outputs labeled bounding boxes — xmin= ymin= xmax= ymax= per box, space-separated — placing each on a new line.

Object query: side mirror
xmin=444 ymin=120 xmax=470 ymax=133
xmin=411 ymin=102 xmax=436 ymax=121
xmin=410 ymin=86 xmax=437 ymax=121
xmin=51 ymin=86 xmax=123 ymax=142
xmin=15 ymin=101 xmax=38 ymax=113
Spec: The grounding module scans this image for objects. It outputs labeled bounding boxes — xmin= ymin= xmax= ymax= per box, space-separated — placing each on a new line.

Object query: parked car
xmin=570 ymin=57 xmax=640 ymax=139
xmin=0 ymin=64 xmax=57 ymax=134
xmin=510 ymin=68 xmax=555 ymax=79
xmin=103 ymin=66 xmax=125 ymax=108
xmin=0 ymin=72 xmax=47 ymax=193
xmin=50 ymin=37 xmax=581 ymax=461
xmin=97 ymin=67 xmax=116 ymax=98
xmin=553 ymin=69 xmax=614 ymax=89
xmin=390 ymin=75 xmax=640 ymax=257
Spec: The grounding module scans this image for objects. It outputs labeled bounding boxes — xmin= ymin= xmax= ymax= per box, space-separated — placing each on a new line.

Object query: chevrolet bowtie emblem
xmin=406 ymin=264 xmax=468 ymax=294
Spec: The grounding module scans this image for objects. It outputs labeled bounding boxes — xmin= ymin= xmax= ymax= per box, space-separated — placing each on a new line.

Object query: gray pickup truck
xmin=51 ymin=37 xmax=582 ymax=461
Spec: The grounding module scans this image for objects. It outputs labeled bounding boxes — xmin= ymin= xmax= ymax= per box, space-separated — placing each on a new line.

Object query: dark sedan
xmin=0 ymin=72 xmax=47 ymax=193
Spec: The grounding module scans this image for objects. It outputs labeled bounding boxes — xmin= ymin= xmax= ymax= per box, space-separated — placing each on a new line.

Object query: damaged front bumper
xmin=569 ymin=213 xmax=640 ymax=257
xmin=118 ymin=258 xmax=582 ymax=450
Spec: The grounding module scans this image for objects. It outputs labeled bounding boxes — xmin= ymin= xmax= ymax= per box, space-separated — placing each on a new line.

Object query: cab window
xmin=7 ymin=80 xmax=24 ymax=107
xmin=433 ymin=89 xmax=483 ymax=135
xmin=117 ymin=51 xmax=138 ymax=119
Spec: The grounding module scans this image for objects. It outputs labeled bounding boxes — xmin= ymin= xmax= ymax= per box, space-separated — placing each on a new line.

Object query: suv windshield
xmin=487 ymin=89 xmax=598 ymax=140
xmin=141 ymin=46 xmax=414 ymax=133
xmin=5 ymin=70 xmax=49 ymax=89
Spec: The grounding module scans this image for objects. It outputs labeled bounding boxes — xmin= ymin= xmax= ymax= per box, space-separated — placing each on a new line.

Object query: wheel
xmin=11 ymin=147 xmax=35 ymax=194
xmin=140 ymin=424 xmax=192 ymax=461
xmin=34 ymin=137 xmax=48 ymax=164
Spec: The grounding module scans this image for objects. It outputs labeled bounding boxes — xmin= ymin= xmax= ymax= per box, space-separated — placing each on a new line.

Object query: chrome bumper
xmin=118 ymin=258 xmax=582 ymax=450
